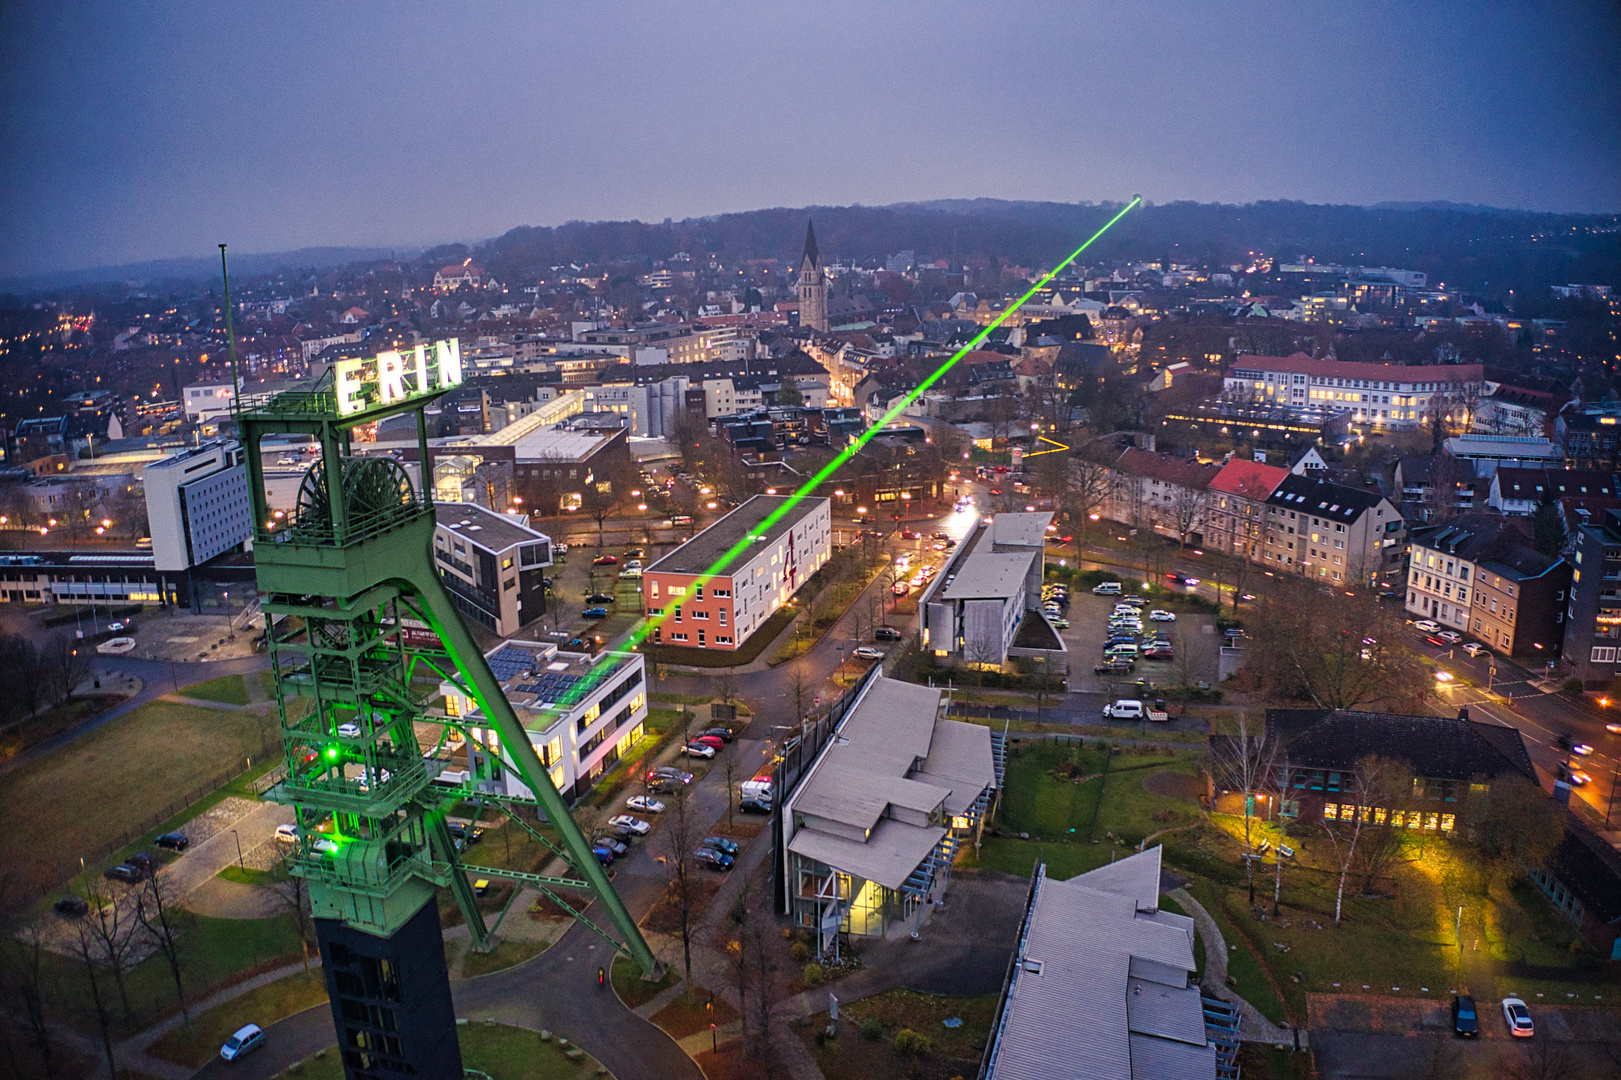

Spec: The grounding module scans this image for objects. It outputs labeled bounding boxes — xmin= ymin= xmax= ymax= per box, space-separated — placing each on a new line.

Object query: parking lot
xmin=1051 ymin=583 xmax=1220 ymax=699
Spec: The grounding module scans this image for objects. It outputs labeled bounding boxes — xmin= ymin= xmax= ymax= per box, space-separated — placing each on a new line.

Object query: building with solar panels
xmin=437 ymin=640 xmax=647 ymax=803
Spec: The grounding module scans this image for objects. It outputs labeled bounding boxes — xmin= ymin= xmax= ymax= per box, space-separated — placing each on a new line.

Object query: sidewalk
xmin=1166 ymin=886 xmax=1301 ymax=1048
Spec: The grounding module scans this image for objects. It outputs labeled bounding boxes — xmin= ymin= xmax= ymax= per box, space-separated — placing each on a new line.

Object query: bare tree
xmin=787 ymin=665 xmax=812 ymax=732
xmin=1248 ymin=579 xmax=1420 ymax=709
xmin=137 ymin=871 xmax=189 ymax=1026
xmin=1319 ymin=755 xmax=1410 ymax=925
xmin=43 ymin=633 xmax=93 ymax=705
xmin=1168 ymin=486 xmax=1207 ymax=549
xmin=661 ymin=781 xmax=702 ymax=989
xmin=0 ymin=898 xmax=55 ymax=1076
xmin=963 ymin=633 xmax=1000 ymax=688
xmin=67 ymin=916 xmax=117 ymax=1077
xmin=1211 ymin=714 xmax=1278 ymax=906
xmin=1506 ymin=1038 xmax=1582 ymax=1080
xmin=1462 ymin=774 xmax=1564 ymax=889
xmin=275 ymin=869 xmax=316 ymax=971
xmin=1068 ymin=454 xmax=1114 ymax=555
xmin=78 ymin=878 xmax=138 ymax=1024
xmin=579 ymin=478 xmax=620 ymax=548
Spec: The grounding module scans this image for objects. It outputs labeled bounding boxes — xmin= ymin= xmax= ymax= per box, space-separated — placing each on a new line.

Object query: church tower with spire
xmin=797 ymin=220 xmax=827 ymax=333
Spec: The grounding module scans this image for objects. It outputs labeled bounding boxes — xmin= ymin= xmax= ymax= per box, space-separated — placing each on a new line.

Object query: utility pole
xmin=218 ymin=244 xmax=242 ymax=406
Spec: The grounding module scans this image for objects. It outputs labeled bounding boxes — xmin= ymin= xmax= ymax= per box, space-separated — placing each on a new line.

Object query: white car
xmin=681 ymin=742 xmax=716 ymax=758
xmin=1103 ymin=699 xmax=1145 ymax=719
xmin=1414 ymin=619 xmax=1441 ymax=633
xmin=311 ymin=837 xmax=339 ymax=855
xmin=1149 ymin=610 xmax=1176 ymax=622
xmin=1462 ymin=642 xmax=1485 ymax=657
xmin=220 ymin=1023 xmax=265 ymax=1061
xmin=1501 ymin=996 xmax=1533 ymax=1037
xmin=625 ymin=796 xmax=665 ymax=814
xmin=852 ymin=646 xmax=885 ymax=661
xmin=619 ymin=567 xmax=642 ymax=578
xmin=274 ymin=823 xmax=299 ymax=844
xmin=1436 ymin=630 xmax=1463 ymax=644
xmin=337 ymin=722 xmax=361 ymax=738
xmin=609 ymin=815 xmax=650 ymax=835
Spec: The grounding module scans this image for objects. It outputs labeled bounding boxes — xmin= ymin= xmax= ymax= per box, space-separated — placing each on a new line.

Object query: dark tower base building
xmin=316 ymin=904 xmax=462 ymax=1079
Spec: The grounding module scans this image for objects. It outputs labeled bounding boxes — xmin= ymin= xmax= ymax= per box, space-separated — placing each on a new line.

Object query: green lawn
xmin=43 ymin=912 xmax=305 ymax=1037
xmin=273 ymin=1023 xmax=605 ymax=1079
xmin=965 ymin=836 xmax=1116 ymax=881
xmin=462 ymin=938 xmax=548 ymax=978
xmin=611 ymin=953 xmax=677 ymax=1008
xmin=803 ymin=990 xmax=999 ymax=1080
xmin=0 ymin=699 xmax=279 ymax=898
xmin=1187 ymin=879 xmax=1291 ymax=1025
xmin=999 ymin=742 xmax=1110 ymax=838
xmin=149 ymin=968 xmax=326 ymax=1067
xmin=180 ymin=673 xmax=252 ymax=705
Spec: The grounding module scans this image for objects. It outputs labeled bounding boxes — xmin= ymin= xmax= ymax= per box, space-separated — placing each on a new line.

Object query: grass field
xmin=462 ymin=938 xmax=549 ymax=978
xmin=42 ymin=912 xmax=305 ymax=1036
xmin=611 ymin=953 xmax=677 ymax=1008
xmin=180 ymin=673 xmax=252 ymax=705
xmin=273 ymin=1023 xmax=606 ymax=1079
xmin=0 ymin=699 xmax=278 ymax=897
xmin=149 ymin=968 xmax=326 ymax=1067
xmin=801 ymin=989 xmax=999 ymax=1080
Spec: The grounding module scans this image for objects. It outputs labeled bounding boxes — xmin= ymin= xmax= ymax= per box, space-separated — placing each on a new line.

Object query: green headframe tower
xmin=238 ymin=339 xmax=657 ymax=1079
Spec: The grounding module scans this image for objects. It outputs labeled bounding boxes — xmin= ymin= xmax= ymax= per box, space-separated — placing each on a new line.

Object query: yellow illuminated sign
xmin=334 ymin=339 xmax=464 ymax=416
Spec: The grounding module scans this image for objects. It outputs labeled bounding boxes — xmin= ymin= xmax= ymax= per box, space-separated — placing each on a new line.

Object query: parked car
xmin=853 ymin=646 xmax=885 ymax=660
xmin=592 ymin=555 xmax=619 ymax=566
xmin=619 ymin=567 xmax=642 ymax=578
xmin=593 ymin=836 xmax=628 ymax=857
xmin=626 ymin=795 xmax=665 ymax=814
xmin=739 ymin=797 xmax=773 ymax=814
xmin=1462 ymin=642 xmax=1486 ymax=657
xmin=582 ymin=607 xmax=610 ymax=619
xmin=1501 ymin=996 xmax=1534 ymax=1037
xmin=1149 ymin=609 xmax=1176 ymax=622
xmin=1092 ymin=582 xmax=1123 ymax=595
xmin=592 ymin=845 xmax=615 ymax=866
xmin=587 ymin=593 xmax=615 ymax=604
xmin=647 ymin=766 xmax=693 ymax=785
xmin=694 ymin=735 xmax=726 ymax=750
xmin=1413 ymin=619 xmax=1441 ymax=633
xmin=609 ymin=815 xmax=651 ymax=835
xmin=104 ymin=862 xmax=146 ymax=884
xmin=624 ymin=548 xmax=646 ymax=558
xmin=874 ymin=626 xmax=903 ymax=641
xmin=1049 ymin=617 xmax=1070 ymax=629
xmin=337 ymin=722 xmax=361 ymax=738
xmin=54 ymin=895 xmax=89 ymax=917
xmin=274 ymin=823 xmax=299 ymax=844
xmin=695 ymin=847 xmax=734 ymax=871
xmin=155 ymin=831 xmax=190 ymax=851
xmin=220 ymin=1024 xmax=265 ymax=1061
xmin=1095 ymin=659 xmax=1135 ymax=675
xmin=682 ymin=742 xmax=716 ymax=758
xmin=701 ymin=836 xmax=741 ymax=858
xmin=1142 ymin=644 xmax=1175 ymax=659
xmin=1451 ymin=994 xmax=1478 ymax=1037
xmin=700 ymin=727 xmax=735 ymax=743
xmin=1102 ymin=699 xmax=1145 ymax=719
xmin=1436 ymin=629 xmax=1463 ymax=644
xmin=447 ymin=822 xmax=483 ymax=850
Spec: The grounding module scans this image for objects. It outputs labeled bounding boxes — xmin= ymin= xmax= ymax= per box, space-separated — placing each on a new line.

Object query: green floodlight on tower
xmin=549 ymin=195 xmax=1142 ymax=709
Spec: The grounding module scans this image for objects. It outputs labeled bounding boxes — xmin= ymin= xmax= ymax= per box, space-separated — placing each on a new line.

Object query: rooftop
xmin=984 ymin=847 xmax=1213 ymax=1080
xmin=435 ymin=503 xmax=551 ymax=554
xmin=940 ymin=550 xmax=1036 ymax=601
xmin=990 ymin=511 xmax=1053 ymax=550
xmin=786 ymin=677 xmax=995 ymax=890
xmin=1258 ymin=708 xmax=1536 ymax=783
xmin=1230 ymin=352 xmax=1483 ymax=384
xmin=1208 ymin=457 xmax=1291 ymax=499
xmin=646 ymin=494 xmax=828 ymax=578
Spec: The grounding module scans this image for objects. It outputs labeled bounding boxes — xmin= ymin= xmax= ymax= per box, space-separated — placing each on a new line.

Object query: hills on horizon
xmin=6 ymin=197 xmax=1617 ymax=299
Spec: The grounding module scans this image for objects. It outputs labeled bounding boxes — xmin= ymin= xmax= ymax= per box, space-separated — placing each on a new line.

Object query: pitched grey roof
xmin=985 ymin=847 xmax=1212 ymax=1080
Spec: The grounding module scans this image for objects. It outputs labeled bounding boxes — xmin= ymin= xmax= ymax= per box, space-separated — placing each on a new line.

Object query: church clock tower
xmin=797 ymin=220 xmax=827 ymax=332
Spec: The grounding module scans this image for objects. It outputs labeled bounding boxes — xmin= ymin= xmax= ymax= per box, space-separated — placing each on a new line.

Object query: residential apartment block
xmin=143 ymin=440 xmax=254 ymax=572
xmin=1223 ymin=353 xmax=1482 ymax=430
xmin=1259 ymin=473 xmax=1405 ymax=585
xmin=1406 ymin=513 xmax=1570 ymax=657
xmin=1562 ymin=508 xmax=1621 ymax=689
xmin=432 ymin=503 xmax=552 ymax=636
xmin=1204 ymin=457 xmax=1291 ymax=561
xmin=644 ymin=495 xmax=832 ymax=651
xmin=1103 ymin=448 xmax=1221 ymax=546
xmin=919 ymin=512 xmax=1050 ymax=668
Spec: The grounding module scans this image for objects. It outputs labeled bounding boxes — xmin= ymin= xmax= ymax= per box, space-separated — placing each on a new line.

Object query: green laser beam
xmin=546 ymin=196 xmax=1140 ymax=707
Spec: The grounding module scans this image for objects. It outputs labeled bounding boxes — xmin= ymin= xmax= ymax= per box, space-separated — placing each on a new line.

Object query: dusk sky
xmin=2 ymin=2 xmax=1618 ymax=277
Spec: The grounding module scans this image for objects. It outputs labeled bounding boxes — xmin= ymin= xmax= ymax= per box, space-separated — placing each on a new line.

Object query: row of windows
xmin=1323 ymin=803 xmax=1456 ymax=831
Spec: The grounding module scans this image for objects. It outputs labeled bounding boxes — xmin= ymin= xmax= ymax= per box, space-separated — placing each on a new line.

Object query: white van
xmin=1092 ymin=581 xmax=1123 ymax=595
xmin=1103 ymin=699 xmax=1144 ymax=719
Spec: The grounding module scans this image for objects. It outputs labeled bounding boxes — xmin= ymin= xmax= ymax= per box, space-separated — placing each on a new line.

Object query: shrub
xmin=1562 ymin=678 xmax=1586 ymax=695
xmin=892 ymin=1028 xmax=932 ymax=1056
xmin=789 ymin=942 xmax=811 ymax=963
xmin=802 ymin=962 xmax=826 ymax=986
xmin=862 ymin=1018 xmax=884 ymax=1040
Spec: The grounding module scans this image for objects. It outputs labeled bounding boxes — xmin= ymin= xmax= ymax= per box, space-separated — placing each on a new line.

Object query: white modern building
xmin=182 ymin=381 xmax=240 ymax=422
xmin=433 ymin=504 xmax=553 ymax=636
xmin=983 ymin=847 xmax=1237 ymax=1080
xmin=438 ymin=641 xmax=647 ymax=804
xmin=780 ymin=676 xmax=997 ymax=939
xmin=143 ymin=441 xmax=254 ymax=572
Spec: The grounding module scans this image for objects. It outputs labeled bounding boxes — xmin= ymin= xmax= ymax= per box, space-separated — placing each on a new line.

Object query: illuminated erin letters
xmin=334 ymin=339 xmax=464 ymax=416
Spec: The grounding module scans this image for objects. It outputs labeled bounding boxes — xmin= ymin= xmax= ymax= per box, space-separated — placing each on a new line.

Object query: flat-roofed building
xmin=780 ymin=676 xmax=997 ymax=939
xmin=432 ymin=504 xmax=552 ymax=636
xmin=919 ymin=511 xmax=1049 ymax=667
xmin=143 ymin=440 xmax=253 ymax=572
xmin=644 ymin=494 xmax=832 ymax=651
xmin=983 ymin=846 xmax=1236 ymax=1080
xmin=1223 ymin=352 xmax=1481 ymax=431
xmin=437 ymin=641 xmax=646 ymax=804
